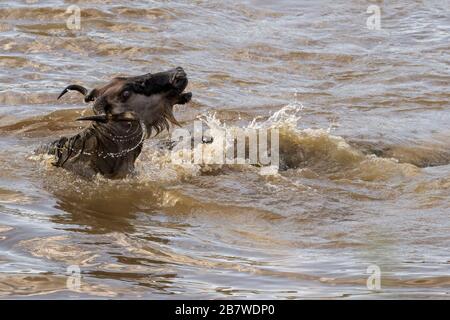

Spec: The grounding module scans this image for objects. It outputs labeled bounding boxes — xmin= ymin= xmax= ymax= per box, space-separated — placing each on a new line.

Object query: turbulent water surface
xmin=0 ymin=0 xmax=449 ymax=299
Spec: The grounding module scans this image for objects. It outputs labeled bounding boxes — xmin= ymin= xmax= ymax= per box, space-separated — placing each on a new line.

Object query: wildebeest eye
xmin=120 ymin=90 xmax=131 ymax=101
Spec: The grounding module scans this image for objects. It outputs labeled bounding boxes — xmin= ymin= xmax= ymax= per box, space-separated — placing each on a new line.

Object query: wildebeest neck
xmin=50 ymin=117 xmax=145 ymax=179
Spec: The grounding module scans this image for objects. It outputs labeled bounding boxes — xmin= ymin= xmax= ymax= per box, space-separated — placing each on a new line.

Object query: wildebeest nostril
xmin=177 ymin=71 xmax=186 ymax=79
xmin=171 ymin=67 xmax=186 ymax=80
xmin=171 ymin=68 xmax=188 ymax=90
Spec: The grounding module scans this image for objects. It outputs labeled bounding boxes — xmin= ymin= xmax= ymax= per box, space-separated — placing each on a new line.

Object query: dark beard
xmin=145 ymin=106 xmax=180 ymax=137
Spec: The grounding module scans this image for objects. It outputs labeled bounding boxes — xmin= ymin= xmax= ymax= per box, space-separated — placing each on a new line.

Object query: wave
xmin=26 ymin=103 xmax=426 ymax=184
xmin=138 ymin=104 xmax=421 ymax=181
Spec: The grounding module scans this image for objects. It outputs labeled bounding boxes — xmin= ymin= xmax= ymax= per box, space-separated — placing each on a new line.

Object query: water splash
xmin=249 ymin=102 xmax=304 ymax=130
xmin=30 ymin=103 xmax=421 ymax=184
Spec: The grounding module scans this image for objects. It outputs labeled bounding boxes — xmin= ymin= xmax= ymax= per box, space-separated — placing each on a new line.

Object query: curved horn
xmin=57 ymin=85 xmax=89 ymax=100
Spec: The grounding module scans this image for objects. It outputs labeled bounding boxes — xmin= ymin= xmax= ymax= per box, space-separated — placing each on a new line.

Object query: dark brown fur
xmin=46 ymin=67 xmax=191 ymax=179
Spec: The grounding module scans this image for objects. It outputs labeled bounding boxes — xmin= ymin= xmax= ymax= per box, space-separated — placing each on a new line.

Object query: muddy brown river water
xmin=0 ymin=0 xmax=449 ymax=299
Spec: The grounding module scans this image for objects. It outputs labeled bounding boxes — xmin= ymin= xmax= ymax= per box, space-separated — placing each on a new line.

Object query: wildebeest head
xmin=58 ymin=67 xmax=192 ymax=136
xmin=47 ymin=67 xmax=192 ymax=179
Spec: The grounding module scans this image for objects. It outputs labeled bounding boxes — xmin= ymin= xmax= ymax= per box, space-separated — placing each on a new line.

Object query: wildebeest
xmin=44 ymin=67 xmax=192 ymax=179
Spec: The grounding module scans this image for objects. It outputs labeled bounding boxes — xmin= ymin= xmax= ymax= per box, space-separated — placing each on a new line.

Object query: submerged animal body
xmin=45 ymin=67 xmax=192 ymax=179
